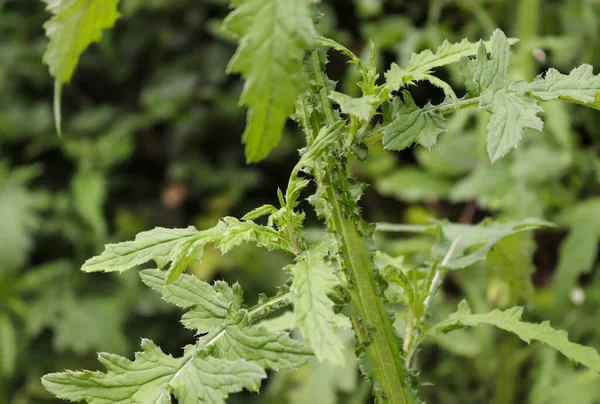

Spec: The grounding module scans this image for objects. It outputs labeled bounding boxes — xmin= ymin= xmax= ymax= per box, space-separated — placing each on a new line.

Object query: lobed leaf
xmin=459 ymin=30 xmax=512 ymax=96
xmin=42 ymin=0 xmax=121 ymax=83
xmin=83 ymin=218 xmax=290 ymax=283
xmin=82 ymin=226 xmax=200 ymax=274
xmin=433 ymin=218 xmax=551 ymax=270
xmin=141 ymin=270 xmax=312 ymax=370
xmin=383 ymin=91 xmax=446 ymax=151
xmin=204 ymin=311 xmax=312 ymax=371
xmin=435 ymin=301 xmax=600 ymax=372
xmin=223 ymin=0 xmax=318 ymax=162
xmin=42 ymin=339 xmax=265 ymax=404
xmin=288 ymin=242 xmax=351 ymax=366
xmin=482 ymin=81 xmax=543 ymax=162
xmin=528 ymin=64 xmax=600 ymax=110
xmin=329 ymin=92 xmax=377 ymax=122
xmin=140 ymin=269 xmax=241 ymax=334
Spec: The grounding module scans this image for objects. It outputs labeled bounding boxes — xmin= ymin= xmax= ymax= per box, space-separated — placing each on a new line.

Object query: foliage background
xmin=1 ymin=0 xmax=600 ymax=402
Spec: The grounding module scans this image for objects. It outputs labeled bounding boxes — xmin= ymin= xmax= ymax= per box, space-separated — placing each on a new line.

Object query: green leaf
xmin=554 ymin=199 xmax=600 ymax=299
xmin=82 ymin=226 xmax=200 ymax=274
xmin=386 ymin=35 xmax=518 ymax=91
xmin=383 ymin=91 xmax=446 ymax=151
xmin=481 ymin=81 xmax=543 ymax=162
xmin=459 ymin=30 xmax=512 ymax=96
xmin=202 ymin=311 xmax=313 ymax=371
xmin=72 ymin=170 xmax=107 ymax=239
xmin=408 ymin=36 xmax=517 ymax=77
xmin=434 ymin=300 xmax=600 ymax=372
xmin=528 ymin=64 xmax=600 ymax=109
xmin=83 ymin=218 xmax=289 ymax=283
xmin=42 ymin=339 xmax=265 ymax=404
xmin=140 ymin=269 xmax=240 ymax=333
xmin=42 ymin=0 xmax=121 ymax=83
xmin=0 ymin=314 xmax=17 ymax=376
xmin=485 ymin=233 xmax=536 ymax=301
xmin=288 ymin=242 xmax=350 ymax=365
xmin=242 ymin=204 xmax=278 ymax=221
xmin=329 ymin=92 xmax=377 ymax=122
xmin=433 ymin=218 xmax=551 ymax=270
xmin=289 ymin=330 xmax=357 ymax=404
xmin=376 ymin=167 xmax=452 ymax=202
xmin=53 ymin=297 xmax=128 ymax=355
xmin=0 ymin=172 xmax=40 ymax=271
xmin=223 ymin=0 xmax=318 ymax=162
xmin=141 ymin=269 xmax=311 ymax=370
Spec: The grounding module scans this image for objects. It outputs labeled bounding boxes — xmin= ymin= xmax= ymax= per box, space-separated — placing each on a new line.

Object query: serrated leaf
xmin=434 ymin=218 xmax=551 ymax=270
xmin=42 ymin=0 xmax=121 ymax=83
xmin=140 ymin=269 xmax=241 ymax=333
xmin=242 ymin=204 xmax=278 ymax=221
xmin=386 ymin=36 xmax=518 ymax=90
xmin=329 ymin=92 xmax=377 ymax=122
xmin=482 ymin=81 xmax=543 ymax=162
xmin=42 ymin=339 xmax=265 ymax=404
xmin=140 ymin=269 xmax=310 ymax=370
xmin=529 ymin=64 xmax=600 ymax=109
xmin=289 ymin=242 xmax=350 ymax=365
xmin=82 ymin=226 xmax=200 ymax=273
xmin=434 ymin=300 xmax=600 ymax=372
xmin=83 ymin=218 xmax=289 ymax=283
xmin=408 ymin=36 xmax=518 ymax=76
xmin=459 ymin=30 xmax=511 ymax=96
xmin=383 ymin=91 xmax=446 ymax=151
xmin=223 ymin=0 xmax=317 ymax=162
xmin=203 ymin=311 xmax=312 ymax=371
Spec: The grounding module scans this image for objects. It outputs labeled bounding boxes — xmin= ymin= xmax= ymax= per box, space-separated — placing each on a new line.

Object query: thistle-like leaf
xmin=328 ymin=92 xmax=377 ymax=122
xmin=434 ymin=301 xmax=600 ymax=372
xmin=203 ymin=311 xmax=313 ymax=371
xmin=528 ymin=64 xmax=600 ymax=110
xmin=288 ymin=242 xmax=351 ymax=365
xmin=141 ymin=269 xmax=312 ymax=370
xmin=459 ymin=30 xmax=512 ymax=96
xmin=433 ymin=218 xmax=552 ymax=270
xmin=83 ymin=218 xmax=290 ymax=283
xmin=481 ymin=81 xmax=543 ymax=162
xmin=82 ymin=226 xmax=200 ymax=274
xmin=140 ymin=269 xmax=241 ymax=334
xmin=383 ymin=91 xmax=446 ymax=151
xmin=42 ymin=339 xmax=265 ymax=404
xmin=42 ymin=0 xmax=120 ymax=83
xmin=223 ymin=0 xmax=318 ymax=162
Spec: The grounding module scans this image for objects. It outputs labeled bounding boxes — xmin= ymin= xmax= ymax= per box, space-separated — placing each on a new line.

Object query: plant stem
xmin=308 ymin=50 xmax=416 ymax=403
xmin=324 ymin=166 xmax=415 ymax=404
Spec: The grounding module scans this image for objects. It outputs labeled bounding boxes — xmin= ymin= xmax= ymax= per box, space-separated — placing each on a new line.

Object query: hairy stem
xmin=307 ymin=51 xmax=415 ymax=403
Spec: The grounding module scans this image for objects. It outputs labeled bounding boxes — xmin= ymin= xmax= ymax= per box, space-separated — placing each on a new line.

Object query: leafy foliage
xmin=42 ymin=0 xmax=120 ymax=83
xmin=434 ymin=300 xmax=600 ymax=372
xmin=288 ymin=242 xmax=350 ymax=365
xmin=223 ymin=0 xmax=318 ymax=162
xmin=43 ymin=340 xmax=266 ymax=404
xmin=19 ymin=1 xmax=600 ymax=403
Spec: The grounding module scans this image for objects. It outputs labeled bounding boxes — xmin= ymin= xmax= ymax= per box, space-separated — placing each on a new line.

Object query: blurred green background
xmin=2 ymin=0 xmax=600 ymax=402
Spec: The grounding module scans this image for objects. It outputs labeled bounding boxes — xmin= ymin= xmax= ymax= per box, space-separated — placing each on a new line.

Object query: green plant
xmin=39 ymin=1 xmax=600 ymax=403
